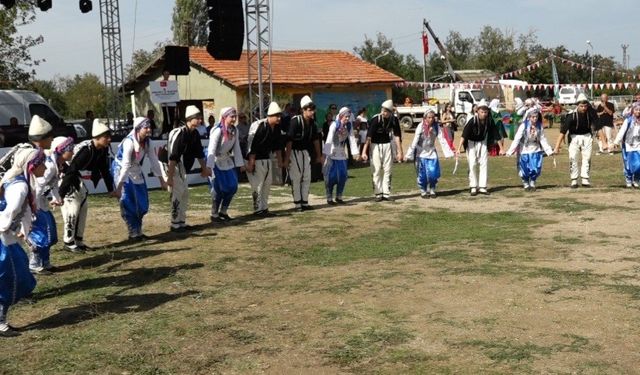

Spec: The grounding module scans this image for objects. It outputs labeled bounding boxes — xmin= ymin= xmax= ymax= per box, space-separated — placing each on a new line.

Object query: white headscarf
xmin=1 ymin=148 xmax=44 ymax=185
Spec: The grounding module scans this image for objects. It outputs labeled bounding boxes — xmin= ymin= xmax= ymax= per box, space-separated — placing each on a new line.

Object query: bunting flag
xmin=551 ymin=58 xmax=560 ymax=99
xmin=396 ymin=81 xmax=640 ymax=91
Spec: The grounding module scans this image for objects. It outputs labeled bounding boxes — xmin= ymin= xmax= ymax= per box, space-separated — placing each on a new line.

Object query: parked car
xmin=558 ymin=86 xmax=587 ymax=105
xmin=0 ymin=90 xmax=77 ymax=147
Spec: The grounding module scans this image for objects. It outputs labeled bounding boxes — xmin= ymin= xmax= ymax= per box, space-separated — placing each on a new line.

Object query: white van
xmin=558 ymin=86 xmax=587 ymax=105
xmin=0 ymin=90 xmax=76 ymax=147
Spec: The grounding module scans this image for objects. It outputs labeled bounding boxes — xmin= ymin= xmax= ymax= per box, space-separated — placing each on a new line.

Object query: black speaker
xmin=206 ymin=0 xmax=244 ymax=61
xmin=164 ymin=46 xmax=190 ymax=75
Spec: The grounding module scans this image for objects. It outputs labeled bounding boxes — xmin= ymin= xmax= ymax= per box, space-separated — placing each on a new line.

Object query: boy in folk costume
xmin=505 ymin=109 xmax=554 ymax=191
xmin=457 ymin=99 xmax=504 ymax=196
xmin=28 ymin=136 xmax=74 ymax=274
xmin=0 ymin=149 xmax=46 ymax=337
xmin=405 ymin=110 xmax=454 ymax=198
xmin=323 ymin=107 xmax=360 ymax=204
xmin=246 ymin=102 xmax=284 ymax=217
xmin=164 ymin=106 xmax=211 ymax=232
xmin=361 ymin=99 xmax=403 ymax=201
xmin=207 ymin=107 xmax=245 ymax=222
xmin=112 ymin=117 xmax=166 ymax=241
xmin=283 ymin=96 xmax=322 ymax=211
xmin=613 ymin=103 xmax=640 ymax=188
xmin=59 ymin=120 xmax=117 ymax=252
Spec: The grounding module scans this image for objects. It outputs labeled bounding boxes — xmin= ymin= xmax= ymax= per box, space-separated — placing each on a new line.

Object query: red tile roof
xmin=188 ymin=47 xmax=403 ymax=87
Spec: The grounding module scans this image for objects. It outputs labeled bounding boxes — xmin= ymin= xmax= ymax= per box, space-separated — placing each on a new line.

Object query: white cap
xmin=267 ymin=102 xmax=282 ymax=116
xmin=92 ymin=119 xmax=111 ymax=138
xmin=381 ymin=99 xmax=394 ymax=112
xmin=28 ymin=115 xmax=53 ymax=139
xmin=576 ymin=93 xmax=589 ymax=104
xmin=300 ymin=95 xmax=314 ymax=109
xmin=476 ymin=99 xmax=489 ymax=109
xmin=185 ymin=105 xmax=202 ymax=119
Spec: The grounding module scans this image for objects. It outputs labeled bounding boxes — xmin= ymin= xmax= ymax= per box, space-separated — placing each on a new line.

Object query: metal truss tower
xmin=245 ymin=0 xmax=272 ymax=120
xmin=99 ymin=0 xmax=125 ymax=127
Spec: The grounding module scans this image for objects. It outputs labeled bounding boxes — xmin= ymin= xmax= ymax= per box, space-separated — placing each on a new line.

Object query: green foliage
xmin=172 ymin=0 xmax=208 ymax=46
xmin=0 ymin=3 xmax=43 ymax=88
xmin=125 ymin=42 xmax=168 ymax=81
xmin=27 ymin=79 xmax=67 ymax=115
xmin=59 ymin=73 xmax=109 ymax=118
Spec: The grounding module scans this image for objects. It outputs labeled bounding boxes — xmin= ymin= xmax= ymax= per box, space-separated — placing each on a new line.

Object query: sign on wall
xmin=150 ymin=80 xmax=180 ymax=104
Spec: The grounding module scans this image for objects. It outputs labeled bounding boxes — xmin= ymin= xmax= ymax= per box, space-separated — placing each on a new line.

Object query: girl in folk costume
xmin=0 ymin=149 xmax=46 ymax=337
xmin=322 ymin=107 xmax=360 ymax=204
xmin=505 ymin=109 xmax=554 ymax=191
xmin=613 ymin=103 xmax=640 ymax=188
xmin=207 ymin=107 xmax=245 ymax=222
xmin=28 ymin=137 xmax=74 ymax=274
xmin=112 ymin=118 xmax=166 ymax=241
xmin=405 ymin=110 xmax=455 ymax=198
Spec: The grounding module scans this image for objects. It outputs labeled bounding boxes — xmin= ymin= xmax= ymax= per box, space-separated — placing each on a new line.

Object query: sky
xmin=16 ymin=0 xmax=640 ymax=82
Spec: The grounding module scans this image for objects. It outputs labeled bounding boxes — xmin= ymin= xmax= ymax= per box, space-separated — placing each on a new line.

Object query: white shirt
xmin=323 ymin=122 xmax=359 ymax=160
xmin=207 ymin=125 xmax=245 ymax=171
xmin=34 ymin=154 xmax=63 ymax=211
xmin=114 ymin=136 xmax=164 ymax=188
xmin=506 ymin=122 xmax=553 ymax=156
xmin=614 ymin=116 xmax=640 ymax=152
xmin=0 ymin=178 xmax=32 ymax=246
xmin=405 ymin=124 xmax=454 ymax=160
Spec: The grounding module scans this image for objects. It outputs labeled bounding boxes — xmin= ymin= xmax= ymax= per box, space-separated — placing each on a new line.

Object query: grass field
xmin=3 ymin=129 xmax=640 ymax=374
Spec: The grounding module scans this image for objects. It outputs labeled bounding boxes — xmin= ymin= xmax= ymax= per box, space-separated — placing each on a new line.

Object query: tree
xmin=125 ymin=42 xmax=167 ymax=81
xmin=60 ymin=73 xmax=109 ymax=119
xmin=0 ymin=3 xmax=43 ymax=88
xmin=172 ymin=0 xmax=208 ymax=46
xmin=27 ymin=79 xmax=67 ymax=115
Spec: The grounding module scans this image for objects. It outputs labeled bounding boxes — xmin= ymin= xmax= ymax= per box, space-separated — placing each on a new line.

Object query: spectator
xmin=440 ymin=103 xmax=456 ymax=149
xmin=321 ymin=112 xmax=333 ymax=143
xmin=236 ymin=111 xmax=250 ymax=158
xmin=146 ymin=109 xmax=157 ymax=136
xmin=9 ymin=117 xmax=18 ymax=126
xmin=404 ymin=97 xmax=414 ymax=106
xmin=81 ymin=110 xmax=94 ymax=137
xmin=596 ymin=93 xmax=615 ymax=154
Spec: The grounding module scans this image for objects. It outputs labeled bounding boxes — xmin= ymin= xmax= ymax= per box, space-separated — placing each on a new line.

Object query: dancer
xmin=112 ymin=117 xmax=166 ymax=240
xmin=323 ymin=107 xmax=360 ymax=204
xmin=246 ymin=102 xmax=283 ymax=216
xmin=360 ymin=99 xmax=403 ymax=201
xmin=207 ymin=107 xmax=244 ymax=222
xmin=28 ymin=136 xmax=74 ymax=273
xmin=59 ymin=120 xmax=117 ymax=251
xmin=613 ymin=102 xmax=640 ymax=188
xmin=0 ymin=148 xmax=46 ymax=337
xmin=405 ymin=110 xmax=454 ymax=198
xmin=457 ymin=99 xmax=504 ymax=196
xmin=505 ymin=109 xmax=554 ymax=191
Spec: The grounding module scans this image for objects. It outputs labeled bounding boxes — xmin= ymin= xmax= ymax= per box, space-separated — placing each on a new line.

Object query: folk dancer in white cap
xmin=246 ymin=102 xmax=283 ymax=216
xmin=0 ymin=148 xmax=46 ymax=337
xmin=163 ymin=105 xmax=211 ymax=232
xmin=323 ymin=107 xmax=360 ymax=204
xmin=283 ymin=95 xmax=322 ymax=211
xmin=59 ymin=120 xmax=117 ymax=252
xmin=613 ymin=102 xmax=640 ymax=188
xmin=405 ymin=110 xmax=454 ymax=198
xmin=28 ymin=136 xmax=74 ymax=274
xmin=553 ymin=94 xmax=599 ymax=188
xmin=360 ymin=99 xmax=403 ymax=202
xmin=457 ymin=99 xmax=504 ymax=196
xmin=207 ymin=107 xmax=245 ymax=222
xmin=112 ymin=117 xmax=166 ymax=241
xmin=505 ymin=109 xmax=554 ymax=191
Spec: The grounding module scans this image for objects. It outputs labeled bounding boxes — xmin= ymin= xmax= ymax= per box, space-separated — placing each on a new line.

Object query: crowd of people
xmin=1 ymin=91 xmax=640 ymax=336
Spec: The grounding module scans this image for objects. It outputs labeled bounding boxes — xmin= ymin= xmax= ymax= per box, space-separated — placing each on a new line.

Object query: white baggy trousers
xmin=466 ymin=140 xmax=488 ymax=189
xmin=568 ymin=134 xmax=592 ymax=180
xmin=289 ymin=149 xmax=311 ymax=207
xmin=371 ymin=143 xmax=393 ymax=198
xmin=61 ymin=184 xmax=88 ymax=245
xmin=247 ymin=158 xmax=272 ymax=212
xmin=163 ymin=163 xmax=189 ymax=228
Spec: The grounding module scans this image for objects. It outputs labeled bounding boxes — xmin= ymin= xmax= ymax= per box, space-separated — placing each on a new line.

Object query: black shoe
xmin=470 ymin=188 xmax=478 ymax=196
xmin=63 ymin=243 xmax=85 ymax=253
xmin=0 ymin=327 xmax=21 ymax=337
xmin=327 ymin=200 xmax=336 ymax=205
xmin=335 ymin=198 xmax=346 ymax=205
xmin=219 ymin=213 xmax=233 ymax=221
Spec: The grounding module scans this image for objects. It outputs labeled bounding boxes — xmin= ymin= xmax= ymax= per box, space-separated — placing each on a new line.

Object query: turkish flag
xmin=422 ymin=32 xmax=429 ymax=56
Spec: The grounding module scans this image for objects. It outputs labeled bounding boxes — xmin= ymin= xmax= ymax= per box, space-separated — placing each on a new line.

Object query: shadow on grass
xmin=57 ymin=247 xmax=192 ymax=272
xmin=24 ymin=290 xmax=199 ymax=330
xmin=36 ymin=263 xmax=204 ymax=301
